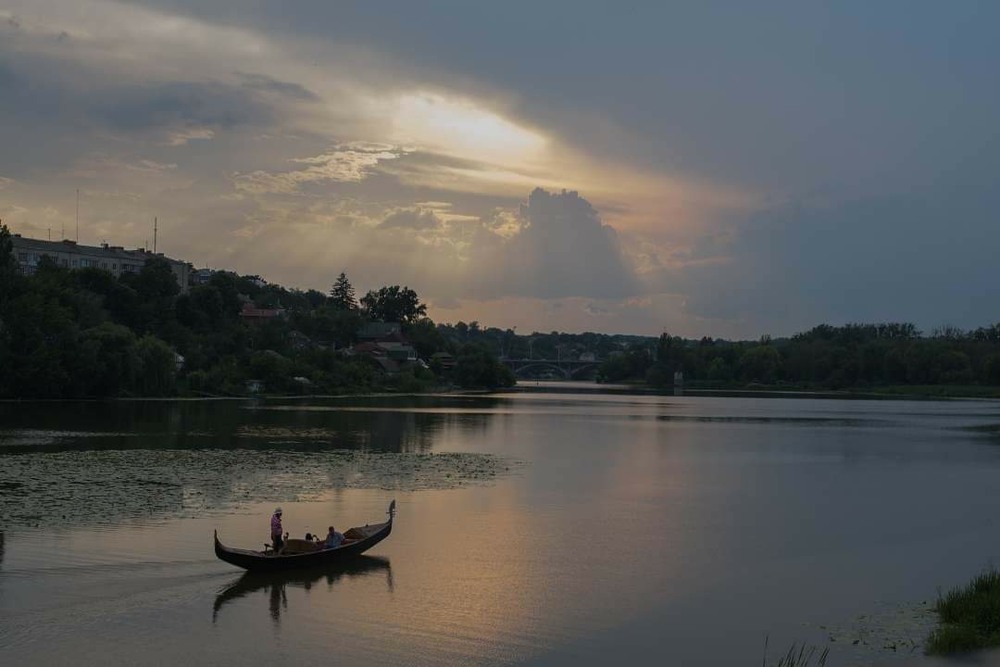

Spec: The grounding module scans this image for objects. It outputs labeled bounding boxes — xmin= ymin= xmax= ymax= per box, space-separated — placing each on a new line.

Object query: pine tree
xmin=329 ymin=272 xmax=357 ymax=310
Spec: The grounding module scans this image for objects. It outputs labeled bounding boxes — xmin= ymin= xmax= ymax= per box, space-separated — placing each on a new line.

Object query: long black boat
xmin=214 ymin=500 xmax=395 ymax=572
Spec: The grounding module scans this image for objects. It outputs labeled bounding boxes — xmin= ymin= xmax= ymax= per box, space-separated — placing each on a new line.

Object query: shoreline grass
xmin=927 ymin=568 xmax=1000 ymax=654
xmin=761 ymin=637 xmax=829 ymax=666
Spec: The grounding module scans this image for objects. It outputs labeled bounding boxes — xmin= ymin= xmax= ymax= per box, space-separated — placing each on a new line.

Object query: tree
xmin=329 ymin=272 xmax=357 ymax=311
xmin=405 ymin=317 xmax=446 ymax=359
xmin=453 ymin=343 xmax=516 ymax=389
xmin=738 ymin=345 xmax=781 ymax=383
xmin=360 ymin=285 xmax=427 ymax=324
xmin=0 ymin=222 xmax=17 ymax=305
xmin=136 ymin=335 xmax=178 ymax=396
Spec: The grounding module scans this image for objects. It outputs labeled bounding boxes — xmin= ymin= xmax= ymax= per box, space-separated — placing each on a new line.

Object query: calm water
xmin=2 ymin=387 xmax=1000 ymax=666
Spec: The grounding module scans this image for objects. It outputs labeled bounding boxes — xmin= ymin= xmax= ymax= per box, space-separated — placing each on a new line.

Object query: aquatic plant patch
xmin=0 ymin=449 xmax=522 ymax=529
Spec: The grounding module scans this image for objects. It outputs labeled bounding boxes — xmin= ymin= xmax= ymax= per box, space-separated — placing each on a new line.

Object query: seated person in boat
xmin=324 ymin=525 xmax=347 ymax=549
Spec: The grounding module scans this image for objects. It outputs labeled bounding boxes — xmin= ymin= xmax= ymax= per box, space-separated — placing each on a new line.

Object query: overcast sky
xmin=2 ymin=1 xmax=998 ymax=338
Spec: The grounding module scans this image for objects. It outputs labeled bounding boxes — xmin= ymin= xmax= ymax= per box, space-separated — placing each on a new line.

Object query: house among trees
xmin=240 ymin=303 xmax=285 ymax=324
xmin=357 ymin=322 xmax=402 ymax=340
xmin=349 ymin=322 xmax=421 ymax=374
xmin=431 ymin=352 xmax=457 ymax=370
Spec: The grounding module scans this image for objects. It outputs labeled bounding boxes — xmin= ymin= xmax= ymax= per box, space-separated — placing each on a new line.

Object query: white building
xmin=10 ymin=235 xmax=192 ymax=292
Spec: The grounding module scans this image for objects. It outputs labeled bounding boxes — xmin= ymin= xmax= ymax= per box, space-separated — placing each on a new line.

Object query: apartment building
xmin=10 ymin=235 xmax=192 ymax=292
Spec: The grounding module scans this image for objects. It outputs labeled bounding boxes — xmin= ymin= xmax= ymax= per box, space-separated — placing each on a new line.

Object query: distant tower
xmin=153 ymin=217 xmax=158 ymax=254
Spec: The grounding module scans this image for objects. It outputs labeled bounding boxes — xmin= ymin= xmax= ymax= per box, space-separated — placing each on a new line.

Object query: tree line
xmin=597 ymin=323 xmax=1000 ymax=392
xmin=3 ymin=223 xmax=997 ymax=398
xmin=0 ymin=224 xmax=513 ymax=398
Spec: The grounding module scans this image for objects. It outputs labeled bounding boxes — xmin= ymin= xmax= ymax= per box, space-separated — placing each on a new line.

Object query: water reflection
xmin=0 ymin=397 xmax=500 ymax=454
xmin=212 ymin=556 xmax=393 ymax=624
xmin=0 ymin=397 xmax=516 ymax=529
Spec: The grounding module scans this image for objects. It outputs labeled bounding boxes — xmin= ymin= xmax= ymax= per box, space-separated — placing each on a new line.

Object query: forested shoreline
xmin=0 ymin=225 xmax=514 ymax=398
xmin=596 ymin=324 xmax=1000 ymax=395
xmin=2 ymin=224 xmax=998 ymax=399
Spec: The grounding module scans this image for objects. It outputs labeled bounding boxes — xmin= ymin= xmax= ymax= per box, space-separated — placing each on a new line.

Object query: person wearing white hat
xmin=270 ymin=507 xmax=284 ymax=553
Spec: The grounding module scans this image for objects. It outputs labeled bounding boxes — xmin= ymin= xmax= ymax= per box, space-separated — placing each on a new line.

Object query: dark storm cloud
xmin=93 ymin=81 xmax=275 ymax=132
xmin=671 ymin=147 xmax=1000 ymax=335
xmin=118 ymin=2 xmax=1000 ymax=190
xmin=237 ymin=73 xmax=320 ymax=102
xmin=7 ymin=0 xmax=1000 ymax=336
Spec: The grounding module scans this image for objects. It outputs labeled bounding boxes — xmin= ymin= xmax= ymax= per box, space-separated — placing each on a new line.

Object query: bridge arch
xmin=502 ymin=359 xmax=600 ymax=380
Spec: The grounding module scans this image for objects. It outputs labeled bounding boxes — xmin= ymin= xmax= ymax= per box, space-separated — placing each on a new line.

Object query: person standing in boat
xmin=270 ymin=507 xmax=285 ymax=553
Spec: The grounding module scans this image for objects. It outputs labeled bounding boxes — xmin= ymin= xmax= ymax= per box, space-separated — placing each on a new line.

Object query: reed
xmin=761 ymin=637 xmax=829 ymax=666
xmin=926 ymin=567 xmax=1000 ymax=654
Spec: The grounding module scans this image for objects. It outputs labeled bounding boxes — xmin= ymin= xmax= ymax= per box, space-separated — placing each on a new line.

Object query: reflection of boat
xmin=214 ymin=500 xmax=395 ymax=572
xmin=212 ymin=555 xmax=392 ymax=623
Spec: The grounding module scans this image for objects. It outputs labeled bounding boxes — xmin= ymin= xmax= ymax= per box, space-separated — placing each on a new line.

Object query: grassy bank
xmin=856 ymin=385 xmax=1000 ymax=399
xmin=926 ymin=568 xmax=1000 ymax=654
xmin=679 ymin=380 xmax=1000 ymax=400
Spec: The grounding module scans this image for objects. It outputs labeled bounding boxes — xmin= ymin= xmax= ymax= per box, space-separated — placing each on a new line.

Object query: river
xmin=2 ymin=386 xmax=1000 ymax=666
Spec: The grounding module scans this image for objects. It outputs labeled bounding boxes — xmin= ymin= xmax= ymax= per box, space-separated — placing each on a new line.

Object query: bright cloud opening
xmin=391 ymin=93 xmax=547 ymax=165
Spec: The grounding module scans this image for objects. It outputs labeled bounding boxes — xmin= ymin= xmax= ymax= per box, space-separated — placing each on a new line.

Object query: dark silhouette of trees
xmin=329 ymin=272 xmax=357 ymax=310
xmin=361 ymin=285 xmax=426 ymax=324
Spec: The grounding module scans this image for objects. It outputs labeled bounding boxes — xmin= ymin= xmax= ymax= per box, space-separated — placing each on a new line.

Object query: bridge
xmin=500 ymin=358 xmax=600 ymax=380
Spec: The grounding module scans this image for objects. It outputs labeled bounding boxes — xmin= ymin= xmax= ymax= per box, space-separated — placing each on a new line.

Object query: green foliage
xmin=78 ymin=322 xmax=140 ymax=396
xmin=405 ymin=318 xmax=447 ymax=359
xmin=586 ymin=321 xmax=1000 ymax=391
xmin=453 ymin=343 xmax=516 ymax=389
xmin=136 ymin=335 xmax=178 ymax=396
xmin=598 ymin=347 xmax=651 ymax=383
xmin=329 ymin=272 xmax=357 ymax=310
xmin=739 ymin=345 xmax=781 ymax=383
xmin=927 ymin=568 xmax=1000 ymax=654
xmin=985 ymin=354 xmax=1000 ymax=385
xmin=5 ymin=235 xmax=999 ymax=398
xmin=361 ymin=285 xmax=427 ymax=324
xmin=765 ymin=642 xmax=829 ymax=666
xmin=0 ymin=222 xmax=18 ymax=304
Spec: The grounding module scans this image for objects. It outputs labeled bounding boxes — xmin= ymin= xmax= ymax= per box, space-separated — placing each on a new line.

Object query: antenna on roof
xmin=154 ymin=217 xmax=158 ymax=254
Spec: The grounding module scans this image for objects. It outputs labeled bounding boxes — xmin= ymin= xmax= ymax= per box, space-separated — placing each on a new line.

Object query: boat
xmin=214 ymin=500 xmax=395 ymax=572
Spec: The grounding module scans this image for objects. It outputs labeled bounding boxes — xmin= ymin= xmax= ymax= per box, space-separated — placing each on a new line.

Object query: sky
xmin=1 ymin=1 xmax=998 ymax=339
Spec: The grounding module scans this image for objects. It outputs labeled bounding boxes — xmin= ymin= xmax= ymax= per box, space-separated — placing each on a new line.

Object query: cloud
xmin=465 ymin=187 xmax=640 ymax=300
xmin=233 ymin=144 xmax=405 ymax=194
xmin=166 ymin=127 xmax=215 ymax=146
xmin=91 ymin=81 xmax=278 ymax=135
xmin=379 ymin=208 xmax=441 ymax=231
xmin=237 ymin=73 xmax=320 ymax=102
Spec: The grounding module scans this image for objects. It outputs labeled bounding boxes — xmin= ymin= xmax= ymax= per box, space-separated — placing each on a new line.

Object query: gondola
xmin=214 ymin=500 xmax=395 ymax=572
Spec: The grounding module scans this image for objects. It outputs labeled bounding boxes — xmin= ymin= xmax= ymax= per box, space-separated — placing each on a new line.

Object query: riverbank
xmin=587 ymin=380 xmax=1000 ymax=401
xmin=926 ymin=568 xmax=1000 ymax=655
